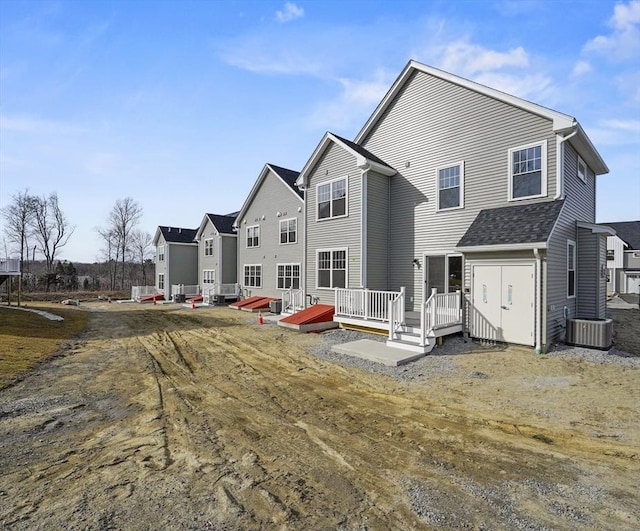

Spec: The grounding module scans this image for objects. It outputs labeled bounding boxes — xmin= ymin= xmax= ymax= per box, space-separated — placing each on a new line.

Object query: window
xmin=157 ymin=246 xmax=165 ymax=261
xmin=317 ymin=177 xmax=347 ymax=220
xmin=277 ymin=264 xmax=301 ymax=289
xmin=203 ymin=270 xmax=215 ymax=284
xmin=204 ymin=238 xmax=214 ymax=256
xmin=158 ymin=273 xmax=165 ymax=290
xmin=567 ymin=241 xmax=576 ymax=298
xmin=280 ymin=218 xmax=297 ymax=244
xmin=246 ymin=226 xmax=260 ymax=248
xmin=606 ymin=249 xmax=615 ymax=261
xmin=244 ymin=265 xmax=262 ymax=288
xmin=577 ymin=156 xmax=587 ymax=183
xmin=436 ymin=162 xmax=464 ymax=210
xmin=317 ymin=249 xmax=347 ymax=288
xmin=509 ymin=141 xmax=547 ymax=200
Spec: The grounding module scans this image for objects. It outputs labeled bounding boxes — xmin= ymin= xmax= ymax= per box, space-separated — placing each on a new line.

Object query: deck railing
xmin=0 ymin=259 xmax=20 ymax=274
xmin=335 ymin=288 xmax=401 ymax=322
xmin=388 ymin=287 xmax=406 ymax=340
xmin=172 ymin=284 xmax=200 ymax=298
xmin=131 ymin=285 xmax=159 ymax=300
xmin=203 ymin=283 xmax=240 ymax=303
xmin=282 ymin=288 xmax=304 ymax=314
xmin=421 ymin=289 xmax=462 ymax=344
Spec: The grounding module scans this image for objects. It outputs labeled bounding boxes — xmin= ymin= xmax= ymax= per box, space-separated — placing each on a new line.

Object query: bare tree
xmin=129 ymin=229 xmax=153 ymax=285
xmin=96 ymin=227 xmax=120 ymax=290
xmin=31 ymin=193 xmax=75 ymax=291
xmin=0 ymin=189 xmax=37 ymax=303
xmin=107 ymin=198 xmax=142 ymax=289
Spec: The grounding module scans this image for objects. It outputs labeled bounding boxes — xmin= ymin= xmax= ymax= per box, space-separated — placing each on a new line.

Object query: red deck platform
xmin=278 ymin=304 xmax=337 ymax=332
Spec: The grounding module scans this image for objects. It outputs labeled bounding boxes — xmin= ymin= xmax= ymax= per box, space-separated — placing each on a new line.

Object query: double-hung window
xmin=244 ymin=265 xmax=262 ymax=288
xmin=436 ymin=162 xmax=464 ymax=210
xmin=203 ymin=270 xmax=215 ymax=284
xmin=157 ymin=246 xmax=165 ymax=261
xmin=158 ymin=273 xmax=165 ymax=290
xmin=317 ymin=249 xmax=347 ymax=288
xmin=247 ymin=225 xmax=260 ymax=248
xmin=277 ymin=264 xmax=300 ymax=289
xmin=567 ymin=241 xmax=576 ymax=298
xmin=577 ymin=156 xmax=587 ymax=183
xmin=317 ymin=177 xmax=347 ymax=220
xmin=280 ymin=218 xmax=297 ymax=244
xmin=204 ymin=238 xmax=214 ymax=256
xmin=509 ymin=141 xmax=547 ymax=200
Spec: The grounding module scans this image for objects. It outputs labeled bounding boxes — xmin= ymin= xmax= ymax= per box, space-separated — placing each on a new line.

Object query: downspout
xmin=361 ymin=168 xmax=368 ymax=288
xmin=554 ymin=128 xmax=578 ymax=200
xmin=301 ymin=185 xmax=307 ymax=307
xmin=533 ymin=247 xmax=542 ymax=354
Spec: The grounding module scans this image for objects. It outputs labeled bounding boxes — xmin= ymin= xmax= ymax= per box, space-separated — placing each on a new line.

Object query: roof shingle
xmin=600 ymin=221 xmax=640 ymax=249
xmin=159 ymin=226 xmax=198 ymax=244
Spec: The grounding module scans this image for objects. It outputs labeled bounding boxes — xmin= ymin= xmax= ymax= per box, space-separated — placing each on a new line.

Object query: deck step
xmin=385 ymin=338 xmax=434 ymax=354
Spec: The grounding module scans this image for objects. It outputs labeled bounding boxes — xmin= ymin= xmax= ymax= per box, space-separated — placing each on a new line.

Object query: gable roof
xmin=233 ymin=163 xmax=303 ymax=228
xmin=355 ymin=60 xmax=608 ymax=175
xmin=154 ymin=226 xmax=198 ymax=246
xmin=296 ymin=131 xmax=396 ymax=188
xmin=601 ymin=221 xmax=640 ymax=249
xmin=195 ymin=212 xmax=238 ymax=239
xmin=457 ymin=200 xmax=565 ymax=250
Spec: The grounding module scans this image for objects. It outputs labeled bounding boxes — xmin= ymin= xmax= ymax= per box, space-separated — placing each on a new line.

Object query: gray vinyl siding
xmin=155 ymin=234 xmax=167 ymax=291
xmin=199 ymin=220 xmax=220 ymax=285
xmin=305 ymin=142 xmax=362 ymax=305
xmin=359 ymin=69 xmax=558 ymax=311
xmin=577 ymin=227 xmax=599 ymax=318
xmin=221 ymin=236 xmax=238 ymax=284
xmin=366 ymin=170 xmax=389 ymax=291
xmin=167 ymin=243 xmax=198 ymax=297
xmin=236 ymin=169 xmax=303 ymax=297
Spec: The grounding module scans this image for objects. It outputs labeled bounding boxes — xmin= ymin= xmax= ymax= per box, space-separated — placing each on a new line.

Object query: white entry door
xmin=471 ymin=263 xmax=535 ymax=346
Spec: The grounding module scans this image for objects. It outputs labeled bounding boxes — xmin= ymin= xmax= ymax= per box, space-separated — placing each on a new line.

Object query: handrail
xmin=423 ymin=289 xmax=462 ymax=341
xmin=334 ymin=287 xmax=401 ymax=322
xmin=388 ymin=287 xmax=405 ymax=340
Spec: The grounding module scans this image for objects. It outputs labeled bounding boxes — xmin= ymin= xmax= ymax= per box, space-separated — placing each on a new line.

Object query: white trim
xmin=577 ymin=155 xmax=587 ymax=184
xmin=422 ymin=252 xmax=464 ymax=298
xmin=435 ymin=161 xmax=465 ymax=211
xmin=278 ymin=217 xmax=297 ymax=245
xmin=158 ymin=273 xmax=165 ymax=291
xmin=567 ymin=240 xmax=576 ymax=299
xmin=276 ymin=262 xmax=301 ymax=290
xmin=577 ymin=222 xmax=616 ymax=235
xmin=456 ymin=242 xmax=548 ymax=253
xmin=202 ymin=269 xmax=215 ymax=285
xmin=246 ymin=225 xmax=260 ymax=248
xmin=508 ymin=140 xmax=547 ymax=201
xmin=316 ymin=176 xmax=349 ymax=221
xmin=243 ymin=263 xmax=263 ymax=288
xmin=204 ymin=238 xmax=214 ymax=256
xmin=316 ymin=247 xmax=348 ymax=290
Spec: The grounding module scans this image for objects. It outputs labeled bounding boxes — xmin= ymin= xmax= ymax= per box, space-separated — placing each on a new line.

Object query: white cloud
xmin=571 ymin=60 xmax=592 ymax=79
xmin=276 ymin=2 xmax=304 ymax=23
xmin=587 ymin=118 xmax=640 ymax=145
xmin=436 ymin=40 xmax=529 ymax=76
xmin=584 ymin=0 xmax=640 ymax=61
xmin=0 ymin=113 xmax=88 ymax=135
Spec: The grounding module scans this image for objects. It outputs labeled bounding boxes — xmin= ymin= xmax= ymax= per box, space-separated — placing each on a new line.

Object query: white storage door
xmin=626 ymin=274 xmax=640 ymax=294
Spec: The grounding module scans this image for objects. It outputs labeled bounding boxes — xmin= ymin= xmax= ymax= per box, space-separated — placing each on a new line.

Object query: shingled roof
xmin=268 ymin=164 xmax=303 ymax=198
xmin=601 ymin=221 xmax=640 ymax=250
xmin=206 ymin=213 xmax=237 ymax=235
xmin=158 ymin=226 xmax=198 ymax=244
xmin=457 ymin=200 xmax=564 ymax=248
xmin=330 ymin=133 xmax=393 ymax=170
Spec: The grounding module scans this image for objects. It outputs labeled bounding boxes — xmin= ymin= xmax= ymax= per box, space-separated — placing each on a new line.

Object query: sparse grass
xmin=0 ymin=304 xmax=90 ymax=389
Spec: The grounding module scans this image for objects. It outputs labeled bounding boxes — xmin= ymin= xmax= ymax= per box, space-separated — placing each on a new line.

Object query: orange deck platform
xmin=278 ymin=304 xmax=337 ymax=332
xmin=240 ymin=297 xmax=278 ymax=312
xmin=228 ymin=295 xmax=266 ymax=310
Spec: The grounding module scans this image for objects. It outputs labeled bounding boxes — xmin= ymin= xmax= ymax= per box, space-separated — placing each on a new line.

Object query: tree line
xmin=1 ymin=191 xmax=154 ymax=294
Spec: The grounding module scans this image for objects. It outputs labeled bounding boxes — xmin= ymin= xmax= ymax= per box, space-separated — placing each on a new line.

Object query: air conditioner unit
xmin=566 ymin=318 xmax=613 ymax=349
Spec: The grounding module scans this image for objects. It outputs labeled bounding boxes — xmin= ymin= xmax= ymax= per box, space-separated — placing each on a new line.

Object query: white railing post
xmin=388 ymin=299 xmax=395 ymax=341
xmin=364 ymin=288 xmax=369 ymax=320
xmin=399 ymin=287 xmax=406 ymax=325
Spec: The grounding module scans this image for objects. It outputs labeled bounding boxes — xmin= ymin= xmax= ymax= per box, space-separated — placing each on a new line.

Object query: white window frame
xmin=157 ymin=245 xmax=165 ymax=261
xmin=316 ymin=248 xmax=348 ymax=290
xmin=508 ymin=141 xmax=547 ymax=201
xmin=246 ymin=225 xmax=260 ymax=248
xmin=279 ymin=218 xmax=297 ymax=245
xmin=276 ymin=263 xmax=301 ymax=289
xmin=204 ymin=238 xmax=214 ymax=256
xmin=202 ymin=269 xmax=215 ymax=285
xmin=436 ymin=161 xmax=465 ymax=211
xmin=577 ymin=156 xmax=587 ymax=183
xmin=243 ymin=264 xmax=262 ymax=288
xmin=317 ymin=176 xmax=348 ymax=221
xmin=567 ymin=240 xmax=576 ymax=299
xmin=158 ymin=273 xmax=165 ymax=290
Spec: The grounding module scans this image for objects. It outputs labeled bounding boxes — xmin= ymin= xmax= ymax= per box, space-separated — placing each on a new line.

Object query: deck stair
xmin=278 ymin=304 xmax=337 ymax=332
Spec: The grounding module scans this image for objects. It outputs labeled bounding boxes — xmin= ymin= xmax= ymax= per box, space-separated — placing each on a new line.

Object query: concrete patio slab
xmin=331 ymin=339 xmax=424 ymax=367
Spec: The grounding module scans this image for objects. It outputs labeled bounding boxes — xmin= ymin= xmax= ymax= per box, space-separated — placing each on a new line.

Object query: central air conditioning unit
xmin=566 ymin=318 xmax=613 ymax=349
xmin=269 ymin=299 xmax=282 ymax=314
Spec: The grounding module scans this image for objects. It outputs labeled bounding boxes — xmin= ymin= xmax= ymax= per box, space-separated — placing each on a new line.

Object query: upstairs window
xmin=577 ymin=156 xmax=587 ymax=183
xmin=246 ymin=225 xmax=260 ymax=248
xmin=509 ymin=141 xmax=547 ymax=200
xmin=204 ymin=238 xmax=214 ymax=256
xmin=317 ymin=177 xmax=347 ymax=220
xmin=567 ymin=240 xmax=576 ymax=298
xmin=436 ymin=162 xmax=464 ymax=210
xmin=280 ymin=218 xmax=297 ymax=244
xmin=157 ymin=246 xmax=165 ymax=261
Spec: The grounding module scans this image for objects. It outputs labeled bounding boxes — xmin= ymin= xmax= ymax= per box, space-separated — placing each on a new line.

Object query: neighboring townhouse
xmin=234 ymin=163 xmax=303 ymax=309
xmin=194 ymin=213 xmax=238 ymax=302
xmin=603 ymin=221 xmax=640 ymax=294
xmin=295 ymin=60 xmax=611 ymax=353
xmin=153 ymin=226 xmax=198 ymax=300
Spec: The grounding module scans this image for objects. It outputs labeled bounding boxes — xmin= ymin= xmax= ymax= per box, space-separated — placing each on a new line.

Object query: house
xmin=153 ymin=226 xmax=199 ymax=300
xmin=194 ymin=213 xmax=239 ymax=303
xmin=603 ymin=221 xmax=640 ymax=294
xmin=233 ymin=163 xmax=304 ymax=311
xmin=293 ymin=60 xmax=611 ymax=353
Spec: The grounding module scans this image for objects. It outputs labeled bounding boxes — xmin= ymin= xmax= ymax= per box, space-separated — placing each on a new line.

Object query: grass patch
xmin=0 ymin=304 xmax=90 ymax=389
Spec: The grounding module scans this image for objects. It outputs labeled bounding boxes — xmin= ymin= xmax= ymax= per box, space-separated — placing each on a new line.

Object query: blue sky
xmin=1 ymin=0 xmax=639 ymax=263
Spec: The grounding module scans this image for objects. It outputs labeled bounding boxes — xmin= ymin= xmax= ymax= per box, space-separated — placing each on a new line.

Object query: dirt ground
xmin=0 ymin=303 xmax=638 ymax=530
